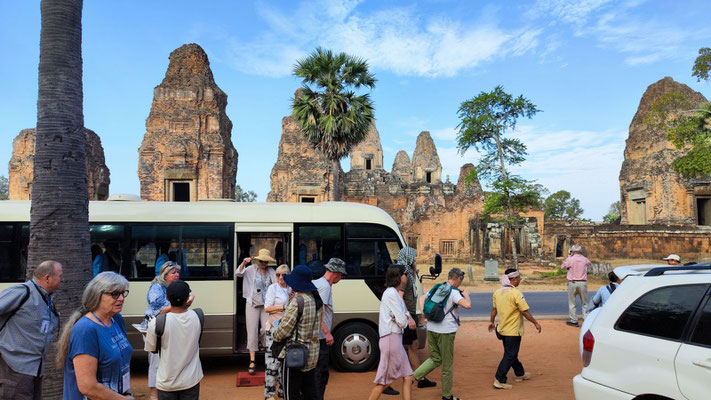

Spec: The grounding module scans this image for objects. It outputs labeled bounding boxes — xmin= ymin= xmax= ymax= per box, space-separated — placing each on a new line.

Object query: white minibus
xmin=0 ymin=199 xmax=424 ymax=372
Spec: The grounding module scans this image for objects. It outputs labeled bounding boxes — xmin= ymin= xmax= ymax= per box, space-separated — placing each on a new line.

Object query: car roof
xmin=614 ymin=263 xmax=711 ymax=280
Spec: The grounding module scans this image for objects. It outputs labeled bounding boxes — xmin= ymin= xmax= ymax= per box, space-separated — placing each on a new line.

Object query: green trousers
xmin=414 ymin=330 xmax=456 ymax=398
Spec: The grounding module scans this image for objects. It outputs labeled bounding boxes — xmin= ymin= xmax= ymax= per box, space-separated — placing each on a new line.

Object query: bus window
xmin=295 ymin=224 xmax=343 ymax=279
xmin=90 ymin=224 xmax=126 ymax=277
xmin=0 ymin=223 xmax=28 ymax=282
xmin=130 ymin=224 xmax=233 ymax=280
xmin=345 ymin=223 xmax=401 ymax=278
xmin=236 ymin=232 xmax=290 ymax=268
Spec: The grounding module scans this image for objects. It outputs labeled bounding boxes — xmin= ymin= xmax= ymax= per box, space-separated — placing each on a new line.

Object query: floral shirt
xmin=145 ymin=282 xmax=168 ymax=318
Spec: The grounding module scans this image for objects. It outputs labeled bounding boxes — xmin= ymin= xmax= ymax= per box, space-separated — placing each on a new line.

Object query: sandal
xmin=248 ymin=360 xmax=256 ymax=375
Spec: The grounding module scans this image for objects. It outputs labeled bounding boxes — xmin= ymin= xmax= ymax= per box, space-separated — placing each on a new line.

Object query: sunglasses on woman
xmin=104 ymin=290 xmax=129 ymax=299
xmin=276 ymin=273 xmax=289 ymax=277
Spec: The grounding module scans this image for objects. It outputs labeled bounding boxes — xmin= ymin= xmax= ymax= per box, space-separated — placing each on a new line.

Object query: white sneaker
xmin=493 ymin=379 xmax=512 ymax=389
xmin=515 ymin=372 xmax=531 ymax=382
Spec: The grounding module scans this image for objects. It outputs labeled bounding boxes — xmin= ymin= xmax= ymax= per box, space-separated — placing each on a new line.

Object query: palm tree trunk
xmin=331 ymin=159 xmax=340 ymax=201
xmin=29 ymin=1 xmax=90 ymax=398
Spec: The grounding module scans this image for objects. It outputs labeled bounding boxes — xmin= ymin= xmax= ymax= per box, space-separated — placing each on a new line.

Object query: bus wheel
xmin=331 ymin=322 xmax=379 ymax=372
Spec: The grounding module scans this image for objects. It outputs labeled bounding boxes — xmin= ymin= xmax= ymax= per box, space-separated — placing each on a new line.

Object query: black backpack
xmin=152 ymin=308 xmax=205 ymax=355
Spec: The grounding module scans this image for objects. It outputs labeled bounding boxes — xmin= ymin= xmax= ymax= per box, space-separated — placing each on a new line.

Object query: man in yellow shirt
xmin=488 ymin=268 xmax=542 ymax=390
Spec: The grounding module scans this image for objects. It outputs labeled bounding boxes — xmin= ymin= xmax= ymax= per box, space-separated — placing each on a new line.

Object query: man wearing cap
xmin=663 ymin=254 xmax=681 ymax=265
xmin=312 ymin=258 xmax=346 ymax=400
xmin=145 ymin=280 xmax=203 ymax=399
xmin=561 ymin=244 xmax=591 ymax=327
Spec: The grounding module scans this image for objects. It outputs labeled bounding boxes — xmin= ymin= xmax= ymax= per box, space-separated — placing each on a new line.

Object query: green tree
xmin=645 ymin=91 xmax=711 ymax=178
xmin=603 ymin=201 xmax=622 ymax=224
xmin=692 ymin=47 xmax=711 ymax=82
xmin=235 ymin=184 xmax=257 ymax=202
xmin=457 ymin=85 xmax=540 ymax=267
xmin=0 ymin=175 xmax=8 ymax=200
xmin=29 ymin=0 xmax=90 ymax=396
xmin=291 ymin=47 xmax=376 ymax=201
xmin=543 ymin=190 xmax=584 ymax=220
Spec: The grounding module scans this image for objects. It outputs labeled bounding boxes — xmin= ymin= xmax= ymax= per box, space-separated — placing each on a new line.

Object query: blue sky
xmin=1 ymin=0 xmax=709 ymax=220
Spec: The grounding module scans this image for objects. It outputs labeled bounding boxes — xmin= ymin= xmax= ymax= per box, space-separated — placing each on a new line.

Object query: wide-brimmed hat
xmin=663 ymin=254 xmax=681 ymax=262
xmin=284 ymin=265 xmax=318 ymax=292
xmin=253 ymin=248 xmax=276 ymax=263
xmin=324 ymin=258 xmax=347 ymax=274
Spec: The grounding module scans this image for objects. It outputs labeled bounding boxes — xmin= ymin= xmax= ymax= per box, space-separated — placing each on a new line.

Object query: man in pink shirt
xmin=561 ymin=244 xmax=591 ymax=327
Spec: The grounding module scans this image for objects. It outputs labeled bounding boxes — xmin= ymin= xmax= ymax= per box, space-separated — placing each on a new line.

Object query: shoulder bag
xmin=284 ymin=296 xmax=311 ymax=368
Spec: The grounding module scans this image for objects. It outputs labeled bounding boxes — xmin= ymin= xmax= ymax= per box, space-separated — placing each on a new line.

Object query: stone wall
xmin=619 ymin=77 xmax=710 ymax=225
xmin=543 ymin=221 xmax=711 ymax=262
xmin=138 ymin=43 xmax=237 ymax=202
xmin=8 ymin=128 xmax=110 ymax=200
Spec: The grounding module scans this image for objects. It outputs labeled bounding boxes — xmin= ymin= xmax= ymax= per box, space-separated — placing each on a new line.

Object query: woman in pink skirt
xmin=369 ymin=265 xmax=416 ymax=400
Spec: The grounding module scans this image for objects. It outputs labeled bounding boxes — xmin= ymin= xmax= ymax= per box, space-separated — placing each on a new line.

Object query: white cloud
xmin=430 ymin=127 xmax=459 ymax=141
xmin=217 ymin=0 xmax=541 ymax=78
xmin=531 ymin=0 xmax=701 ymax=67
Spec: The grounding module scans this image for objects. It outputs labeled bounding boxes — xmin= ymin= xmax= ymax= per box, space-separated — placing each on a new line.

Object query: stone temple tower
xmin=350 ymin=123 xmax=383 ymax=171
xmin=138 ymin=43 xmax=238 ymax=202
xmin=410 ymin=131 xmax=442 ymax=184
xmin=8 ymin=128 xmax=110 ymax=200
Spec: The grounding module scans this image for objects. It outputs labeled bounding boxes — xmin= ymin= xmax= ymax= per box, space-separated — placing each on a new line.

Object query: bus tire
xmin=331 ymin=321 xmax=379 ymax=372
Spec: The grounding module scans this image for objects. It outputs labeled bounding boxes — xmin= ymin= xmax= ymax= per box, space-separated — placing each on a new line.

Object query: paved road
xmin=461 ymin=291 xmax=595 ymax=318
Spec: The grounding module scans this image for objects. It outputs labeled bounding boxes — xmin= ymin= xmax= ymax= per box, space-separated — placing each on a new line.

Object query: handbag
xmin=283 ymin=296 xmax=311 ymax=368
xmin=251 ymin=272 xmax=272 ymax=307
xmin=251 ymin=289 xmax=265 ymax=307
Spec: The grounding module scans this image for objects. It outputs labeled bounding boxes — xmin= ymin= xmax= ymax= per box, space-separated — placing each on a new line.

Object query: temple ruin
xmin=8 ymin=128 xmax=110 ymax=200
xmin=268 ymin=116 xmax=544 ymax=261
xmin=619 ymin=77 xmax=711 ymax=225
xmin=138 ymin=43 xmax=238 ymax=202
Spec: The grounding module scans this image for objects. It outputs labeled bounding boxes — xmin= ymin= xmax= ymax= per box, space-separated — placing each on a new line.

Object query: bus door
xmin=234 ymin=223 xmax=291 ymax=353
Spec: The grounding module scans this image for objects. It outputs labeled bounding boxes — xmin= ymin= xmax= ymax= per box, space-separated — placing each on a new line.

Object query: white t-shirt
xmin=313 ymin=277 xmax=333 ymax=340
xmin=144 ymin=310 xmax=204 ymax=391
xmin=426 ymin=285 xmax=464 ymax=334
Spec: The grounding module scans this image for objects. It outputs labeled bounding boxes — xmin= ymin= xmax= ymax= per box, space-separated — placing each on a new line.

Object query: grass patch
xmin=539 ymin=267 xmax=567 ymax=278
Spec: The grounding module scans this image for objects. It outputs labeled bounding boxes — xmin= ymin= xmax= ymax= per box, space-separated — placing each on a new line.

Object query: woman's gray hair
xmin=56 ymin=272 xmax=129 ymax=367
xmin=276 ymin=264 xmax=291 ymax=275
xmin=152 ymin=261 xmax=181 ymax=286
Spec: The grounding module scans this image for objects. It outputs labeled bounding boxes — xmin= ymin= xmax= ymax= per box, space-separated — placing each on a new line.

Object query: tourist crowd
xmin=12 ymin=244 xmax=649 ymax=399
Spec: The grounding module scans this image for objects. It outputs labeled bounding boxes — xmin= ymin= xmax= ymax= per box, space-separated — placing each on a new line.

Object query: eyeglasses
xmin=104 ymin=290 xmax=129 ymax=299
xmin=276 ymin=273 xmax=288 ymax=277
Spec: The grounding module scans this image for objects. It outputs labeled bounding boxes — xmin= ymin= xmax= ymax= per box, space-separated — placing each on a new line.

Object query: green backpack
xmin=423 ymin=283 xmax=456 ymax=322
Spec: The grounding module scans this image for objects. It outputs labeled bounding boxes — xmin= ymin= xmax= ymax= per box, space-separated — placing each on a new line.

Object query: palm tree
xmin=29 ymin=0 xmax=90 ymax=397
xmin=291 ymin=47 xmax=376 ymax=201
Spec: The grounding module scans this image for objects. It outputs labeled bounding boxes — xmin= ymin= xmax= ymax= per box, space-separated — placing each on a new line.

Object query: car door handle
xmin=692 ymin=360 xmax=711 ymax=369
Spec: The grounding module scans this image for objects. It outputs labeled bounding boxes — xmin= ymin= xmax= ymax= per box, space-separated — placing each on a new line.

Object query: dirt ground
xmin=128 ymin=320 xmax=582 ymax=400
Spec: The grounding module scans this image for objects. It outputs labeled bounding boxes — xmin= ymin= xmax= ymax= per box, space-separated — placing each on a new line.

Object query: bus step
xmin=236 ymin=371 xmax=265 ymax=387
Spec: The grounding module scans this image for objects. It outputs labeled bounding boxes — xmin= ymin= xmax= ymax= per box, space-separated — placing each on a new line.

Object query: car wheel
xmin=330 ymin=321 xmax=379 ymax=372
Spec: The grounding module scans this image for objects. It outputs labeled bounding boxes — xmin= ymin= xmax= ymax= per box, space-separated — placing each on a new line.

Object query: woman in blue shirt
xmin=56 ymin=272 xmax=133 ymax=400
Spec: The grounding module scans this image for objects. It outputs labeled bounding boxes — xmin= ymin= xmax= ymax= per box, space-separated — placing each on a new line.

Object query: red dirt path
xmin=129 ymin=320 xmax=581 ymax=399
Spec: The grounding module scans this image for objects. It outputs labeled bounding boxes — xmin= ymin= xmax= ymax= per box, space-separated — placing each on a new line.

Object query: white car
xmin=574 ymin=264 xmax=711 ymax=400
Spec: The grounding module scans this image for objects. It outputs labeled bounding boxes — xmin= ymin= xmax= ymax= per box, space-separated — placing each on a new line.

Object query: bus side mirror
xmin=432 ymin=253 xmax=442 ymax=275
xmin=420 ymin=253 xmax=442 ymax=281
